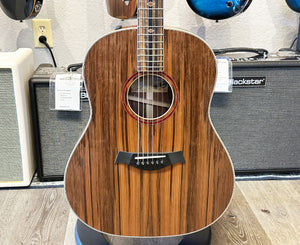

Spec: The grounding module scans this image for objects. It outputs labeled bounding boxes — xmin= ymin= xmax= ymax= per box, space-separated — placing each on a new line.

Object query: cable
xmin=289 ymin=37 xmax=298 ymax=49
xmin=67 ymin=63 xmax=82 ymax=72
xmin=213 ymin=47 xmax=268 ymax=60
xmin=39 ymin=35 xmax=57 ymax=67
xmin=278 ymin=36 xmax=298 ymax=52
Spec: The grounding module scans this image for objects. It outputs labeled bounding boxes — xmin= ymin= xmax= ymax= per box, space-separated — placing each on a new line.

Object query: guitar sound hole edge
xmin=122 ymin=72 xmax=179 ymax=124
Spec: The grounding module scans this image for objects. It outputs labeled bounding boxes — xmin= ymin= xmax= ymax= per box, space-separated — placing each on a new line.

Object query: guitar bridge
xmin=115 ymin=151 xmax=185 ymax=170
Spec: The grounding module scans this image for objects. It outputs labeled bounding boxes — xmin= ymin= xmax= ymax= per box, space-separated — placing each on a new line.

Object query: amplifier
xmin=211 ymin=59 xmax=300 ymax=175
xmin=29 ymin=64 xmax=90 ymax=181
xmin=0 ymin=49 xmax=35 ymax=187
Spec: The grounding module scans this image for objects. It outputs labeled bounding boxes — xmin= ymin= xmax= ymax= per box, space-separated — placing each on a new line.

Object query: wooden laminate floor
xmin=0 ymin=180 xmax=299 ymax=245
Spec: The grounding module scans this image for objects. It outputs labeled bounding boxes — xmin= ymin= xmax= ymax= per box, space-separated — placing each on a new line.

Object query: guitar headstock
xmin=106 ymin=0 xmax=137 ymax=19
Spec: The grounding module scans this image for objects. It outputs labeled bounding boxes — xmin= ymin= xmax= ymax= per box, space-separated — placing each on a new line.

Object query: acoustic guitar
xmin=65 ymin=0 xmax=234 ymax=241
xmin=186 ymin=0 xmax=252 ymax=20
xmin=106 ymin=0 xmax=137 ymax=19
xmin=0 ymin=0 xmax=43 ymax=21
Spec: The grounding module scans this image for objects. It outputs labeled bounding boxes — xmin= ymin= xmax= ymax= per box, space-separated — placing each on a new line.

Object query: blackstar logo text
xmin=233 ymin=77 xmax=266 ymax=87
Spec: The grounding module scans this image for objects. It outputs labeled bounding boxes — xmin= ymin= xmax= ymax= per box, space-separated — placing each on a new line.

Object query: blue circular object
xmin=186 ymin=0 xmax=251 ymax=20
xmin=286 ymin=0 xmax=300 ymax=13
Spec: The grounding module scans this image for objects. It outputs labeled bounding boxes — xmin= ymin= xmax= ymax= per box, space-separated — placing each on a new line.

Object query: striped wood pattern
xmin=105 ymin=0 xmax=137 ymax=19
xmin=65 ymin=28 xmax=234 ymax=236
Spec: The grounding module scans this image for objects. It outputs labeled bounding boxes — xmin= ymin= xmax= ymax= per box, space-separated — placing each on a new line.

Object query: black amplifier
xmin=211 ymin=59 xmax=300 ymax=175
xmin=29 ymin=64 xmax=90 ymax=181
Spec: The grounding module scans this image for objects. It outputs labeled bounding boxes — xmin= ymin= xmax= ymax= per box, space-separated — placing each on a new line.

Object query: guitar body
xmin=65 ymin=28 xmax=234 ymax=238
xmin=106 ymin=0 xmax=137 ymax=19
xmin=0 ymin=0 xmax=43 ymax=20
xmin=186 ymin=0 xmax=252 ymax=20
xmin=286 ymin=0 xmax=300 ymax=13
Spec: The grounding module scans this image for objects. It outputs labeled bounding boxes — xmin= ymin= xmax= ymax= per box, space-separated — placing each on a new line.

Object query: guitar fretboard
xmin=137 ymin=0 xmax=164 ymax=72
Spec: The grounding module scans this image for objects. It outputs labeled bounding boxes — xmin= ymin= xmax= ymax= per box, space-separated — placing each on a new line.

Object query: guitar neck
xmin=137 ymin=0 xmax=164 ymax=72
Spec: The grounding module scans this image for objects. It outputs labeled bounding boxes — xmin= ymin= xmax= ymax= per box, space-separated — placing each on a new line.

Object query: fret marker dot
xmin=147 ymin=2 xmax=155 ymax=7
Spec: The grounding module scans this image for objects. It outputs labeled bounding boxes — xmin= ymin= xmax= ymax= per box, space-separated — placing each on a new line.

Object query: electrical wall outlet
xmin=32 ymin=19 xmax=53 ymax=48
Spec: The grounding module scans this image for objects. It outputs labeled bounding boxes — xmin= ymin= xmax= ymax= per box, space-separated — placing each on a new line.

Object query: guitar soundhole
xmin=123 ymin=73 xmax=178 ymax=124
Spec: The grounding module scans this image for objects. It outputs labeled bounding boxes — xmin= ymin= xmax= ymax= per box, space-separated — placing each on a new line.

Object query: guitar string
xmin=142 ymin=0 xmax=145 ymax=159
xmin=137 ymin=0 xmax=141 ymax=162
xmin=146 ymin=0 xmax=153 ymax=164
xmin=143 ymin=0 xmax=146 ymax=160
xmin=142 ymin=0 xmax=145 ymax=160
xmin=157 ymin=1 xmax=164 ymax=159
xmin=151 ymin=0 xmax=154 ymax=161
xmin=145 ymin=0 xmax=149 ymax=161
xmin=159 ymin=0 xmax=162 ymax=157
xmin=144 ymin=0 xmax=146 ymax=159
xmin=137 ymin=1 xmax=139 ymax=162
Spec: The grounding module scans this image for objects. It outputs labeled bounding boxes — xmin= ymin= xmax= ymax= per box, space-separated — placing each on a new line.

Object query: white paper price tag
xmin=214 ymin=58 xmax=233 ymax=93
xmin=55 ymin=74 xmax=82 ymax=111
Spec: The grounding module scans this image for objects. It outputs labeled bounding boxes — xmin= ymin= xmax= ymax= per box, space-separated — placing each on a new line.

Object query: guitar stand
xmin=75 ymin=219 xmax=211 ymax=245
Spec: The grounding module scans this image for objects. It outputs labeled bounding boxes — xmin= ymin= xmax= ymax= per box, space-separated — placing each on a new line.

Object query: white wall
xmin=0 ymin=0 xmax=298 ymax=68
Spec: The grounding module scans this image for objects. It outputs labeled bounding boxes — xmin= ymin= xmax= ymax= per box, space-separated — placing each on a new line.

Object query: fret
xmin=139 ymin=21 xmax=163 ymax=25
xmin=138 ymin=57 xmax=163 ymax=61
xmin=138 ymin=55 xmax=163 ymax=59
xmin=139 ymin=17 xmax=163 ymax=19
xmin=138 ymin=53 xmax=163 ymax=56
xmin=138 ymin=8 xmax=163 ymax=10
xmin=138 ymin=54 xmax=163 ymax=56
xmin=138 ymin=48 xmax=164 ymax=50
xmin=138 ymin=61 xmax=163 ymax=64
xmin=138 ymin=26 xmax=163 ymax=28
xmin=138 ymin=54 xmax=164 ymax=57
xmin=138 ymin=52 xmax=163 ymax=56
xmin=138 ymin=60 xmax=164 ymax=63
xmin=138 ymin=66 xmax=164 ymax=69
xmin=138 ymin=41 xmax=163 ymax=43
xmin=138 ymin=67 xmax=164 ymax=71
xmin=137 ymin=66 xmax=164 ymax=70
xmin=137 ymin=69 xmax=164 ymax=72
xmin=138 ymin=33 xmax=163 ymax=36
xmin=137 ymin=67 xmax=164 ymax=71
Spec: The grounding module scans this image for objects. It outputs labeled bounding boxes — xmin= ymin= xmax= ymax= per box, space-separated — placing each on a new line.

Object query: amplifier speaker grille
xmin=35 ymin=85 xmax=90 ymax=178
xmin=30 ymin=66 xmax=90 ymax=181
xmin=211 ymin=60 xmax=300 ymax=174
xmin=0 ymin=69 xmax=23 ymax=181
xmin=0 ymin=49 xmax=35 ymax=187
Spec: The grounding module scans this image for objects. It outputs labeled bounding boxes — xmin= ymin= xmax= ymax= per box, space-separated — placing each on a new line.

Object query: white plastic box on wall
xmin=0 ymin=49 xmax=35 ymax=187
